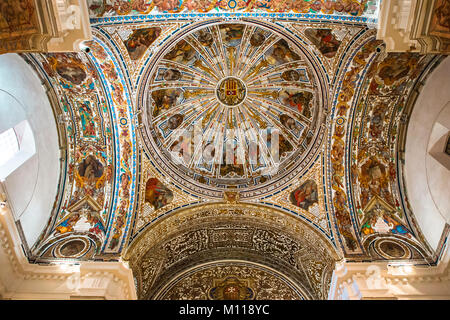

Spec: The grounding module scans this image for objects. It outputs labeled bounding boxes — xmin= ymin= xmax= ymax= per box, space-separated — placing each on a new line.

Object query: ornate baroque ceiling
xmin=18 ymin=0 xmax=445 ymax=299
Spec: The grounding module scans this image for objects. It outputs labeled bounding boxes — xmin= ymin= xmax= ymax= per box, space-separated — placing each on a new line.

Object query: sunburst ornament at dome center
xmin=216 ymin=76 xmax=247 ymax=107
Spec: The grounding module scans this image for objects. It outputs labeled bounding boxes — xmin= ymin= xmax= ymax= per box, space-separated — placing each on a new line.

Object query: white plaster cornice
xmin=0 ymin=201 xmax=136 ymax=300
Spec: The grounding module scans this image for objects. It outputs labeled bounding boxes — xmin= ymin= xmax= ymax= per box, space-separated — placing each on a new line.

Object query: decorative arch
xmin=124 ymin=202 xmax=340 ymax=300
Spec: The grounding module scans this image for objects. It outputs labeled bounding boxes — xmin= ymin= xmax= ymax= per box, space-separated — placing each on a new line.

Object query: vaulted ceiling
xmin=18 ymin=0 xmax=445 ymax=299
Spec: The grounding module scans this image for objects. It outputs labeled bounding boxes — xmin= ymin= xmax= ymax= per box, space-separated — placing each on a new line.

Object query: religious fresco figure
xmin=369 ymin=103 xmax=386 ymax=138
xmin=125 ymin=27 xmax=161 ymax=60
xmin=87 ymin=213 xmax=106 ymax=236
xmin=280 ymin=114 xmax=303 ymax=137
xmin=220 ymin=24 xmax=245 ymax=46
xmin=55 ymin=213 xmax=81 ymax=235
xmin=144 ymin=178 xmax=174 ymax=210
xmin=281 ymin=70 xmax=301 ymax=82
xmin=250 ymin=31 xmax=265 ymax=47
xmin=360 ymin=201 xmax=412 ymax=239
xmin=309 ymin=0 xmax=323 ymax=12
xmin=184 ymin=0 xmax=215 ymax=12
xmin=197 ymin=29 xmax=214 ymax=46
xmin=170 ymin=135 xmax=194 ymax=163
xmin=153 ymin=0 xmax=181 ymax=12
xmin=304 ymin=28 xmax=341 ymax=58
xmin=46 ymin=54 xmax=87 ymax=85
xmin=167 ymin=113 xmax=184 ymax=130
xmin=277 ymin=135 xmax=293 ymax=158
xmin=358 ymin=157 xmax=392 ymax=208
xmin=266 ymin=39 xmax=301 ymax=66
xmin=78 ymin=102 xmax=96 ymax=138
xmin=152 ymin=89 xmax=183 ymax=117
xmin=78 ymin=155 xmax=104 ymax=183
xmin=56 ymin=61 xmax=87 ymax=85
xmin=290 ymin=180 xmax=319 ymax=211
xmin=75 ymin=154 xmax=106 ymax=200
xmin=376 ymin=53 xmax=419 ymax=86
xmin=383 ymin=213 xmax=412 ymax=238
xmin=163 ymin=69 xmax=182 ymax=81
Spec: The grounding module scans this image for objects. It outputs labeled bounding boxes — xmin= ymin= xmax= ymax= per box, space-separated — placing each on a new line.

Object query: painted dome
xmin=139 ymin=20 xmax=328 ymax=199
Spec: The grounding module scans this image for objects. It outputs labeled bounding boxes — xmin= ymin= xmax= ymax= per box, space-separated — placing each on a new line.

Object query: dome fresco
xmin=13 ymin=1 xmax=446 ymax=300
xmin=139 ymin=21 xmax=327 ymax=197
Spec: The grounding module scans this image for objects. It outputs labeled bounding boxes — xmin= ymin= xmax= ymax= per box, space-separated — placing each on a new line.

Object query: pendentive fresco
xmin=14 ymin=3 xmax=444 ymax=299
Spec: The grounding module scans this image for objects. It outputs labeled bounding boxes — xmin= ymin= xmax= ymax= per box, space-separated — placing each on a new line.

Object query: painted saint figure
xmin=152 ymin=89 xmax=183 ymax=117
xmin=167 ymin=113 xmax=184 ymax=130
xmin=197 ymin=29 xmax=214 ymax=46
xmin=280 ymin=114 xmax=303 ymax=137
xmin=281 ymin=90 xmax=313 ymax=117
xmin=163 ymin=68 xmax=182 ymax=81
xmin=250 ymin=31 xmax=265 ymax=47
xmin=55 ymin=213 xmax=81 ymax=234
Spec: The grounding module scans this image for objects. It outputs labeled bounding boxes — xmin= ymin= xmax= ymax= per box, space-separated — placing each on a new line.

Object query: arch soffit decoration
xmin=9 ymin=10 xmax=442 ymax=268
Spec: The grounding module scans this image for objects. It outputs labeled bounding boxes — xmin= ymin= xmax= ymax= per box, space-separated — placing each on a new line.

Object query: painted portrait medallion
xmin=125 ymin=27 xmax=161 ymax=60
xmin=59 ymin=239 xmax=86 ymax=257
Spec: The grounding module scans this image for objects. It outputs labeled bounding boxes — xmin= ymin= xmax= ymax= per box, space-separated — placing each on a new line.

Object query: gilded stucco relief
xmin=15 ymin=3 xmax=445 ymax=299
xmin=124 ymin=203 xmax=338 ymax=300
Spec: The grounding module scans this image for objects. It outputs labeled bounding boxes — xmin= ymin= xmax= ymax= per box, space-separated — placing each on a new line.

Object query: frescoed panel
xmin=86 ymin=0 xmax=378 ymax=19
xmin=304 ymin=28 xmax=341 ymax=58
xmin=290 ymin=180 xmax=319 ymax=211
xmin=78 ymin=101 xmax=97 ymax=138
xmin=125 ymin=27 xmax=161 ymax=60
xmin=430 ymin=0 xmax=450 ymax=35
xmin=27 ymin=49 xmax=117 ymax=258
xmin=279 ymin=90 xmax=314 ymax=118
xmin=140 ymin=21 xmax=325 ymax=195
xmin=145 ymin=178 xmax=174 ymax=210
xmin=44 ymin=53 xmax=89 ymax=87
xmin=360 ymin=196 xmax=412 ymax=239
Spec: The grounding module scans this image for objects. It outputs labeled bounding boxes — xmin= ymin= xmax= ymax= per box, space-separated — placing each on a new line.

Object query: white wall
xmin=404 ymin=56 xmax=450 ymax=251
xmin=0 ymin=54 xmax=60 ymax=247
